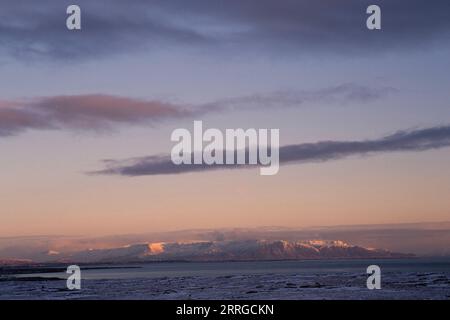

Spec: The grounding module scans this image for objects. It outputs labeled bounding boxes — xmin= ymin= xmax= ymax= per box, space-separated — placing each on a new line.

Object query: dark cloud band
xmin=92 ymin=125 xmax=450 ymax=176
xmin=0 ymin=0 xmax=449 ymax=61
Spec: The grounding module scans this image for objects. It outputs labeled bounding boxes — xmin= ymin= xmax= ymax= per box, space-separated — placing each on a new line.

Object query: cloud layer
xmin=93 ymin=125 xmax=450 ymax=176
xmin=0 ymin=84 xmax=389 ymax=136
xmin=1 ymin=0 xmax=449 ymax=61
xmin=0 ymin=95 xmax=190 ymax=136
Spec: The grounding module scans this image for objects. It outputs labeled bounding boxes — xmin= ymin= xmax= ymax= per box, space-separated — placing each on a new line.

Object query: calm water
xmin=18 ymin=257 xmax=450 ymax=280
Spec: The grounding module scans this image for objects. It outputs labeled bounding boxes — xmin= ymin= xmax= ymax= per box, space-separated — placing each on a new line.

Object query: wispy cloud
xmin=1 ymin=0 xmax=449 ymax=62
xmin=0 ymin=108 xmax=51 ymax=136
xmin=92 ymin=125 xmax=450 ymax=176
xmin=203 ymin=84 xmax=396 ymax=111
xmin=0 ymin=84 xmax=390 ymax=137
xmin=0 ymin=95 xmax=191 ymax=136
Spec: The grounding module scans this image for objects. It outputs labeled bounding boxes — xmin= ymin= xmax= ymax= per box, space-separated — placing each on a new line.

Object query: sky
xmin=0 ymin=0 xmax=450 ymax=237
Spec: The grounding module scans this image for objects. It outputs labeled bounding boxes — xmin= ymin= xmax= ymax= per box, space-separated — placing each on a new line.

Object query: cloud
xmin=92 ymin=125 xmax=450 ymax=176
xmin=1 ymin=0 xmax=449 ymax=62
xmin=0 ymin=108 xmax=51 ymax=136
xmin=32 ymin=95 xmax=192 ymax=130
xmin=158 ymin=0 xmax=450 ymax=53
xmin=0 ymin=0 xmax=210 ymax=62
xmin=0 ymin=84 xmax=390 ymax=136
xmin=0 ymin=95 xmax=192 ymax=136
xmin=204 ymin=84 xmax=396 ymax=111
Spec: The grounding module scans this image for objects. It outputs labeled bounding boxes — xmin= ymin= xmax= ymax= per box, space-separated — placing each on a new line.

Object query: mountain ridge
xmin=47 ymin=239 xmax=414 ymax=264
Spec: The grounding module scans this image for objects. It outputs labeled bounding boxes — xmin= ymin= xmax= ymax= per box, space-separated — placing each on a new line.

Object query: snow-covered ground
xmin=1 ymin=271 xmax=448 ymax=300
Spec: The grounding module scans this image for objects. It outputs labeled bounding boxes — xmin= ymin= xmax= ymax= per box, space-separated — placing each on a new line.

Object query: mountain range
xmin=28 ymin=239 xmax=413 ymax=264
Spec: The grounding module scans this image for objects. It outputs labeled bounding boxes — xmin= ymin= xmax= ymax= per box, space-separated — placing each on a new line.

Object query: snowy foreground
xmin=1 ymin=271 xmax=448 ymax=300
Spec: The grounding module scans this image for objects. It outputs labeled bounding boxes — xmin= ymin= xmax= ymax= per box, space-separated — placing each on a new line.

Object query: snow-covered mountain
xmin=55 ymin=239 xmax=412 ymax=263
